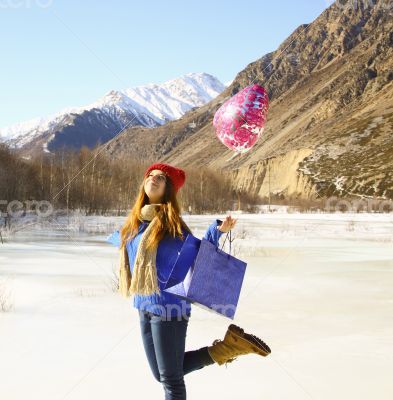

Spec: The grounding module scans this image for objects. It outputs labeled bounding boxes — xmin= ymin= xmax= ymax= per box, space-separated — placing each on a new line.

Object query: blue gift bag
xmin=162 ymin=233 xmax=201 ymax=290
xmin=106 ymin=229 xmax=121 ymax=248
xmin=164 ymin=231 xmax=247 ymax=319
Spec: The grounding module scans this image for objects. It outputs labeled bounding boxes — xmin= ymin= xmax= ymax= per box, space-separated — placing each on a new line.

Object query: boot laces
xmin=224 ymin=356 xmax=238 ymax=368
xmin=214 ymin=330 xmax=268 ymax=352
xmin=211 ymin=338 xmax=239 ymax=367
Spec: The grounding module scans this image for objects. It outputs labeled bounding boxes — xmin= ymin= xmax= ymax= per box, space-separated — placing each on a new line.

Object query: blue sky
xmin=0 ymin=0 xmax=330 ymax=128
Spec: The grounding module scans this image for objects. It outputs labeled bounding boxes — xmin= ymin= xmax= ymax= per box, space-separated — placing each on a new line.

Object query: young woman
xmin=114 ymin=162 xmax=271 ymax=400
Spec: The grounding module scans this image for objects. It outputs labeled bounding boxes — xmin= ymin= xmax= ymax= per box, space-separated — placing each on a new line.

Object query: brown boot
xmin=207 ymin=324 xmax=271 ymax=367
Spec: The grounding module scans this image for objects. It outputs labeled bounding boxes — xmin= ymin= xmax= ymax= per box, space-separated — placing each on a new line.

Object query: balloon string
xmin=225 ymin=151 xmax=241 ymax=162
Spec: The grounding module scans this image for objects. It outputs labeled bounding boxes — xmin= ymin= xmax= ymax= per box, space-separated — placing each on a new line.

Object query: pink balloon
xmin=213 ymin=84 xmax=269 ymax=153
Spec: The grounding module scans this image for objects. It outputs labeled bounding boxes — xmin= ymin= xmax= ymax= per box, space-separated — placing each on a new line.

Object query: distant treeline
xmin=0 ymin=143 xmax=262 ymax=215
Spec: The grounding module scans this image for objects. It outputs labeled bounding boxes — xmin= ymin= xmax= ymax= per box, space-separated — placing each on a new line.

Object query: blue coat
xmin=106 ymin=219 xmax=224 ymax=318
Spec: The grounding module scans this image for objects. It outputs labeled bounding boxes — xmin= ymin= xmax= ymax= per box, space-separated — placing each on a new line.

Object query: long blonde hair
xmin=120 ymin=172 xmax=192 ymax=250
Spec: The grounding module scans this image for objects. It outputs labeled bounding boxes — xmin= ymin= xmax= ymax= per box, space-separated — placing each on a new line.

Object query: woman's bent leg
xmin=140 ymin=310 xmax=215 ymax=398
xmin=183 ymin=346 xmax=215 ymax=375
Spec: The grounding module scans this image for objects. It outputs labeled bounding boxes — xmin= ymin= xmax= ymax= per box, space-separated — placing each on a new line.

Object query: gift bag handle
xmin=157 ymin=230 xmax=232 ymax=285
xmin=218 ymin=229 xmax=232 ymax=255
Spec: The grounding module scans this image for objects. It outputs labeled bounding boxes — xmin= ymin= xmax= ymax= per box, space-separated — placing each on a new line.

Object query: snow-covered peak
xmin=0 ymin=102 xmax=88 ymax=143
xmin=0 ymin=72 xmax=225 ymax=144
xmin=120 ymin=72 xmax=225 ymax=121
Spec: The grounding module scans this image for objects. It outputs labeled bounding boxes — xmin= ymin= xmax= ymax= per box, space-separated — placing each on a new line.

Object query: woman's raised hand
xmin=217 ymin=215 xmax=237 ymax=233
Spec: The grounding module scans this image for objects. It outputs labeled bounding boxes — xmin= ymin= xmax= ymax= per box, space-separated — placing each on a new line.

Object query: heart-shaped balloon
xmin=213 ymin=84 xmax=269 ymax=153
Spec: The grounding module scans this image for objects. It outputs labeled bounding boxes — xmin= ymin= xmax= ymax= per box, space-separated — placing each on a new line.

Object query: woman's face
xmin=144 ymin=169 xmax=167 ymax=203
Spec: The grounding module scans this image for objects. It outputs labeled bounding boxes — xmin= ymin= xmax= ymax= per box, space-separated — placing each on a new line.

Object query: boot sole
xmin=228 ymin=324 xmax=272 ymax=357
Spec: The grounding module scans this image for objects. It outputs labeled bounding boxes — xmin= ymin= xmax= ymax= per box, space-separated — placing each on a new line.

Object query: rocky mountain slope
xmin=103 ymin=0 xmax=393 ymax=200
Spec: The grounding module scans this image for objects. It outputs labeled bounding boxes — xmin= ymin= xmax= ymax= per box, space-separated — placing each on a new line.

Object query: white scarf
xmin=119 ymin=203 xmax=162 ymax=297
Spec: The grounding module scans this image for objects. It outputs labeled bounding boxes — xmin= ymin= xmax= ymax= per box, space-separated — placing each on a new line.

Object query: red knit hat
xmin=144 ymin=163 xmax=186 ymax=193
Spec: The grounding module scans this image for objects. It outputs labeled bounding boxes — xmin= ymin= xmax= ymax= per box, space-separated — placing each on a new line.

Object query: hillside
xmin=103 ymin=0 xmax=393 ymax=200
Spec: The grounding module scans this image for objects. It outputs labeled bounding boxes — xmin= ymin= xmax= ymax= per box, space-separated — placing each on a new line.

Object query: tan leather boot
xmin=207 ymin=324 xmax=271 ymax=367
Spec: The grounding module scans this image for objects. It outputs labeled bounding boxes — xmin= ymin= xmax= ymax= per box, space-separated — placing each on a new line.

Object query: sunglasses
xmin=147 ymin=173 xmax=167 ymax=183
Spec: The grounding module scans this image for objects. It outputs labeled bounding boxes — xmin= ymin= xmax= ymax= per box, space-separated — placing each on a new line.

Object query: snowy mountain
xmin=0 ymin=72 xmax=225 ymax=154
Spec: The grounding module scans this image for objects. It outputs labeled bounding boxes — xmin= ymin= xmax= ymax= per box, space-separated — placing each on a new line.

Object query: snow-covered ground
xmin=0 ymin=213 xmax=392 ymax=399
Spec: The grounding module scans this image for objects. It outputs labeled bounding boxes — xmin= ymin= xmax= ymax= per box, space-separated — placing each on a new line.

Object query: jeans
xmin=138 ymin=309 xmax=215 ymax=399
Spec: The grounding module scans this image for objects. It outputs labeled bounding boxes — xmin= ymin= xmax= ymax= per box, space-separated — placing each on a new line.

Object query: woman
xmin=111 ymin=162 xmax=271 ymax=400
